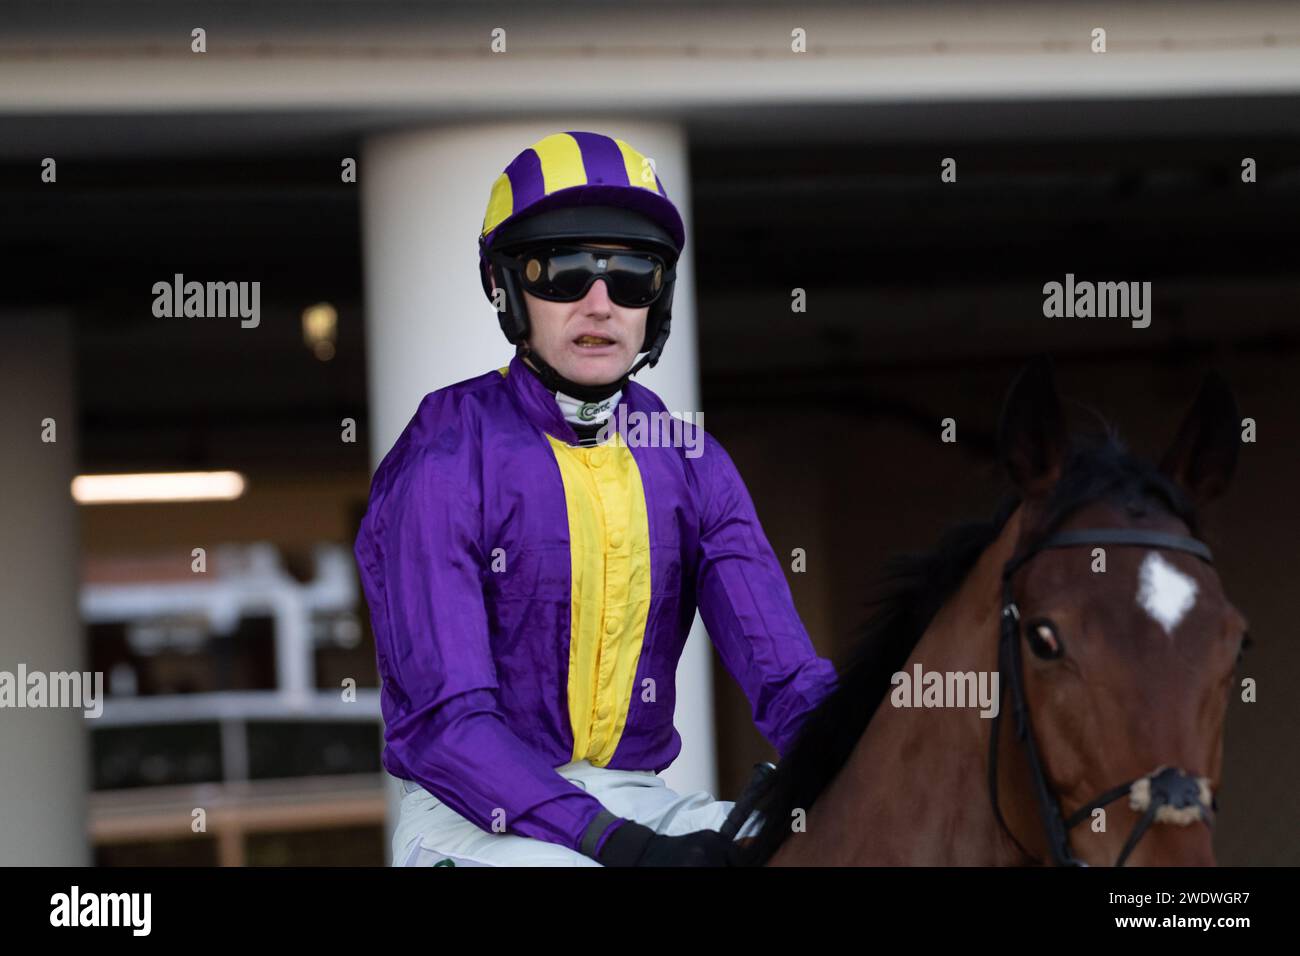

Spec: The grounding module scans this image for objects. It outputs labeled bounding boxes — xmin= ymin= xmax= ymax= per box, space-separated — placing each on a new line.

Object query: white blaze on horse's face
xmin=1136 ymin=551 xmax=1199 ymax=635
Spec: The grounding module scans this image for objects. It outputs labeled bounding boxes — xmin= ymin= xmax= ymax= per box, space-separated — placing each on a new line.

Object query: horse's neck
xmin=769 ymin=509 xmax=1036 ymax=866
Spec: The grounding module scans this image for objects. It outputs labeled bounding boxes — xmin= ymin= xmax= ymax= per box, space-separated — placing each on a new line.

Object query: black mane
xmin=740 ymin=430 xmax=1197 ymax=865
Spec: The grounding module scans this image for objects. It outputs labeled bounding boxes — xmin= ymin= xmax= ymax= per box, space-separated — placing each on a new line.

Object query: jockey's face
xmin=510 ymin=242 xmax=649 ymax=387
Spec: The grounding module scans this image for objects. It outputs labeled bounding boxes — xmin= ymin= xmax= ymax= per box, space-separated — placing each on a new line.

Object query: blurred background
xmin=1 ymin=1 xmax=1296 ymax=865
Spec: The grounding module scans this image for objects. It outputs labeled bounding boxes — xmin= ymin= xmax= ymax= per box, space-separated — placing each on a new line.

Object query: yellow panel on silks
xmin=613 ymin=137 xmax=665 ymax=194
xmin=546 ymin=430 xmax=652 ymax=767
xmin=530 ymin=133 xmax=588 ymax=196
xmin=481 ymin=172 xmax=514 ymax=243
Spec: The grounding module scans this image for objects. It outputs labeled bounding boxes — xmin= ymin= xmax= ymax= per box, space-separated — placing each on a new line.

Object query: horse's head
xmin=993 ymin=358 xmax=1248 ymax=866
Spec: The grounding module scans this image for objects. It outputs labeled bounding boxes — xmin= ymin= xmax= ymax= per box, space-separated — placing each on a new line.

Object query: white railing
xmin=81 ymin=542 xmax=381 ymax=726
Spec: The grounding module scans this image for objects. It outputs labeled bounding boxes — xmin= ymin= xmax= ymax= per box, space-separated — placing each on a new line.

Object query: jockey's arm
xmin=355 ymin=449 xmax=623 ymax=856
xmin=690 ymin=431 xmax=839 ymax=757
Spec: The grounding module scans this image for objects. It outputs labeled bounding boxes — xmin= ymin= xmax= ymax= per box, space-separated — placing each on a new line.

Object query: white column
xmin=0 ymin=311 xmax=88 ymax=865
xmin=360 ymin=121 xmax=714 ymax=857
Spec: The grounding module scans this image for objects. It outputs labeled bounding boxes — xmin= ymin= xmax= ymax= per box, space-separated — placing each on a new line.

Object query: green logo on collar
xmin=578 ymin=400 xmax=610 ymax=422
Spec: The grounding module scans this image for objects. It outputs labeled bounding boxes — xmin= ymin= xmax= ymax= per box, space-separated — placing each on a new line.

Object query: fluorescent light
xmin=71 ymin=471 xmax=247 ymax=504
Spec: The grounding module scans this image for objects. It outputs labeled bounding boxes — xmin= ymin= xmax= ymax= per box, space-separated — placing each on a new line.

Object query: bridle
xmin=988 ymin=528 xmax=1219 ymax=867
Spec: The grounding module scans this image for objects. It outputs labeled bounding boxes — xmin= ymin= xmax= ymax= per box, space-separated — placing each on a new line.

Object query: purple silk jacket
xmin=354 ymin=355 xmax=838 ymax=855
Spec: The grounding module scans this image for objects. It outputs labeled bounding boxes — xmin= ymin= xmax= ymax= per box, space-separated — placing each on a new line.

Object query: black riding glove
xmin=595 ymin=820 xmax=740 ymax=867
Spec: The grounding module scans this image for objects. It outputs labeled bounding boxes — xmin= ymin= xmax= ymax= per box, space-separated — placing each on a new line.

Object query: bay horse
xmin=741 ymin=358 xmax=1249 ymax=866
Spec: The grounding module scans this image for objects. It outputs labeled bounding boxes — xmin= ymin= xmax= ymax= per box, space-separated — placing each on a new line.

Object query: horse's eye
xmin=1024 ymin=618 xmax=1064 ymax=660
xmin=1237 ymin=632 xmax=1253 ymax=665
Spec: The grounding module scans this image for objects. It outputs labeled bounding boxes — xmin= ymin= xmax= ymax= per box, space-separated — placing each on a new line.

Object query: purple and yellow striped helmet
xmin=478 ymin=131 xmax=685 ymax=362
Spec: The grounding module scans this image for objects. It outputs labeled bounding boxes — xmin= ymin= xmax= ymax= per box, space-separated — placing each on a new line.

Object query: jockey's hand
xmin=595 ymin=820 xmax=741 ymax=867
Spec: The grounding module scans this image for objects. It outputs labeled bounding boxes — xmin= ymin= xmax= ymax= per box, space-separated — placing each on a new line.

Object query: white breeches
xmin=391 ymin=759 xmax=764 ymax=867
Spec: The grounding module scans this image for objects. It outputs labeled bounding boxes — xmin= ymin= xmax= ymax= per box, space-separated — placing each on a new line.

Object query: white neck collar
xmin=553 ymin=389 xmax=622 ymax=426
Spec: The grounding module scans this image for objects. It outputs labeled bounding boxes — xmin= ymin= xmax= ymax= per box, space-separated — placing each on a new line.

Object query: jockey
xmin=354 ymin=130 xmax=838 ymax=867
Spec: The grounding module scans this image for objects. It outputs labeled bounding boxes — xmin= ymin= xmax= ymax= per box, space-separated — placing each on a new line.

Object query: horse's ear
xmin=1159 ymin=371 xmax=1240 ymax=505
xmin=998 ymin=356 xmax=1066 ymax=496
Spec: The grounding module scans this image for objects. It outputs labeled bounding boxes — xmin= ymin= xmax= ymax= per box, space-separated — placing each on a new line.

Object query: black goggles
xmin=503 ymin=244 xmax=670 ymax=308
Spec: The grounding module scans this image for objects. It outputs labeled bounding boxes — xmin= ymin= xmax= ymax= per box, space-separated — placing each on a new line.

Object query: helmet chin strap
xmin=517 ymin=341 xmax=661 ymax=402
